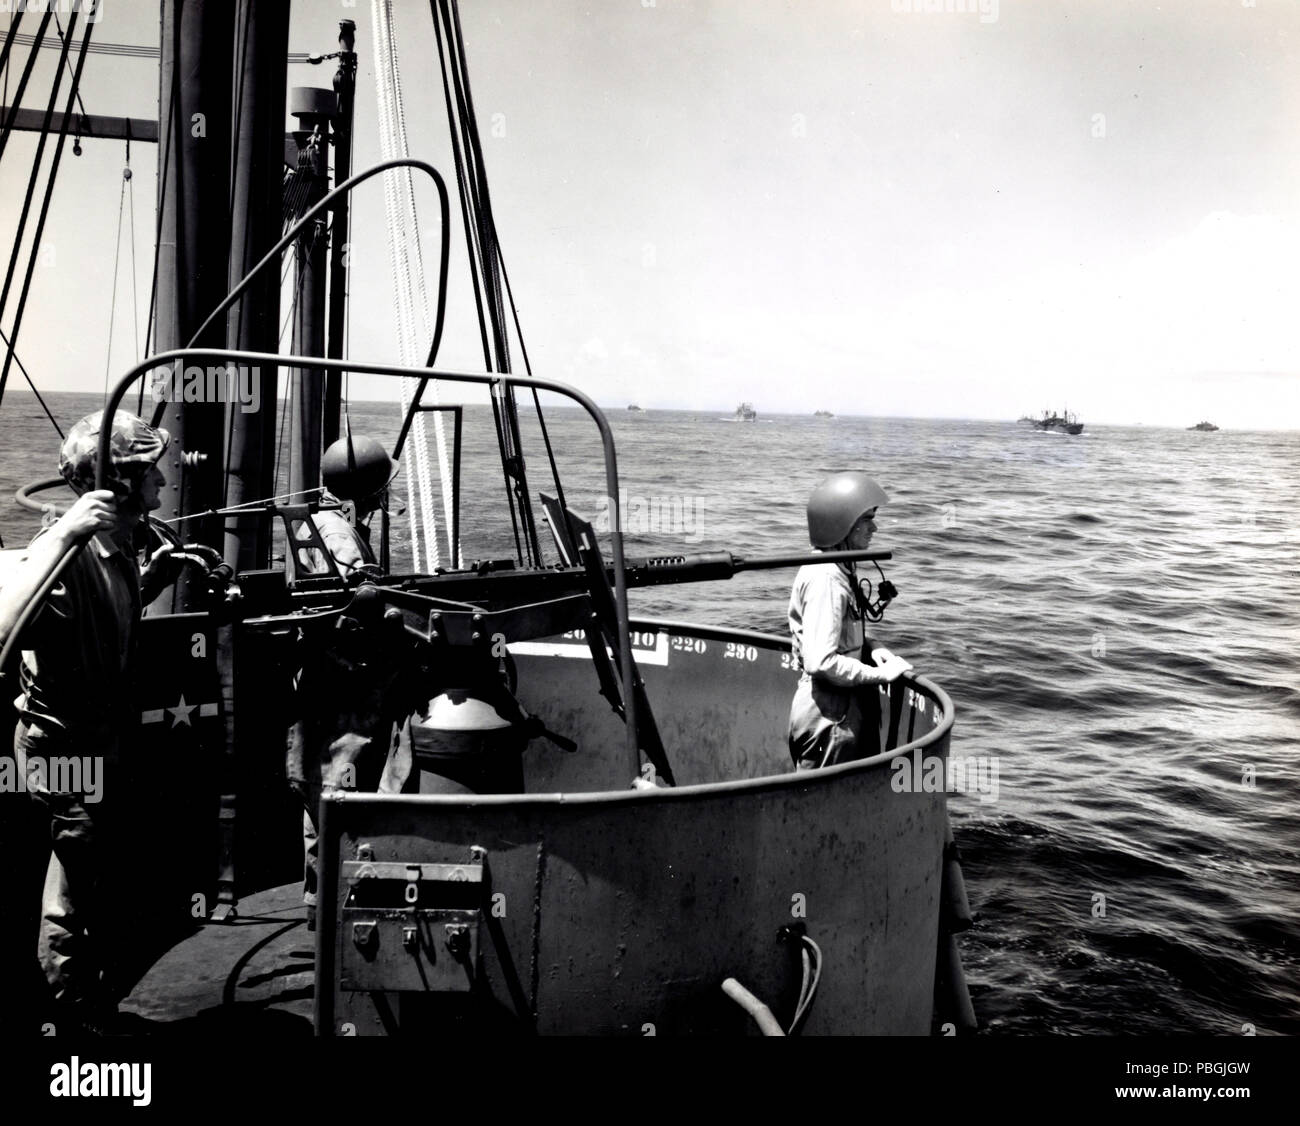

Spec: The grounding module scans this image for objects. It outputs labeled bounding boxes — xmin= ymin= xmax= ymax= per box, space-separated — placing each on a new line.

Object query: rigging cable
xmin=0 ymin=6 xmax=23 ymax=85
xmin=384 ymin=5 xmax=457 ymax=568
xmin=102 ymin=143 xmax=130 ymax=400
xmin=127 ymin=135 xmax=139 ymax=364
xmin=0 ymin=327 xmax=64 ymax=439
xmin=0 ymin=5 xmax=74 ymax=328
xmin=440 ymin=0 xmax=541 ymax=564
xmin=430 ymin=0 xmax=524 ymax=564
xmin=373 ymin=0 xmax=430 ymax=571
xmin=499 ymin=247 xmax=570 ymax=522
xmin=448 ymin=0 xmax=510 ymax=370
xmin=448 ymin=0 xmax=541 ymax=565
xmin=0 ymin=8 xmax=53 ymax=169
xmin=51 ymin=10 xmax=90 ymax=122
xmin=0 ymin=8 xmax=93 ymax=412
xmin=9 ymin=31 xmax=314 ymax=64
xmin=373 ymin=0 xmax=450 ymax=571
xmin=138 ymin=34 xmax=179 ymax=416
xmin=274 ymin=225 xmax=315 ymax=492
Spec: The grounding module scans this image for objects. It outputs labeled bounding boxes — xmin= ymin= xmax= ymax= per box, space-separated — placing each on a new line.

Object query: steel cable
xmin=0 ymin=9 xmax=93 ymax=410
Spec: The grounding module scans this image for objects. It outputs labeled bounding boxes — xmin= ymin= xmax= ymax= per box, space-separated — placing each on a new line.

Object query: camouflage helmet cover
xmin=58 ymin=410 xmax=171 ymax=498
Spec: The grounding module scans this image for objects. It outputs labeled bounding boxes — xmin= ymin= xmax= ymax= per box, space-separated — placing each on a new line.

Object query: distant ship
xmin=814 ymin=410 xmax=834 ymax=418
xmin=1028 ymin=409 xmax=1083 ymax=435
xmin=735 ymin=401 xmax=757 ymax=421
xmin=627 ymin=404 xmax=644 ymax=412
xmin=1188 ymin=421 xmax=1219 ymax=432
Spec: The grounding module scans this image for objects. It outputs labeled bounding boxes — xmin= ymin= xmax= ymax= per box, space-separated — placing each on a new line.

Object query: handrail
xmin=13 ymin=476 xmax=69 ymax=514
xmin=108 ymin=347 xmax=642 ymax=784
xmin=151 ymin=157 xmax=452 ymax=428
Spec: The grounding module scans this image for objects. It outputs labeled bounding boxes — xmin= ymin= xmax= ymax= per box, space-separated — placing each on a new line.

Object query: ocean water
xmin=2 ymin=391 xmax=1297 ymax=1036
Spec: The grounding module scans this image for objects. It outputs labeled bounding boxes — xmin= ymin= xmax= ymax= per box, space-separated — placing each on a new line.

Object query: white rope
xmin=371 ymin=0 xmax=460 ymax=570
xmin=373 ymin=15 xmax=423 ymax=575
xmin=387 ymin=0 xmax=458 ymax=568
xmin=381 ymin=1 xmax=458 ymax=566
xmin=372 ymin=0 xmax=431 ymax=570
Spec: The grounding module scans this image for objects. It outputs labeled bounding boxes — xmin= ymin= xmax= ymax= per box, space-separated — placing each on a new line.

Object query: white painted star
xmin=167 ymin=694 xmax=197 ymax=727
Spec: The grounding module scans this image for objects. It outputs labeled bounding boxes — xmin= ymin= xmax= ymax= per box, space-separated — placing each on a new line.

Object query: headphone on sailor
xmin=57 ymin=410 xmax=171 ymax=528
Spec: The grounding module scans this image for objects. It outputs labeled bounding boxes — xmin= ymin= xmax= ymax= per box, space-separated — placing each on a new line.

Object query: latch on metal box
xmin=339 ymin=845 xmax=485 ymax=993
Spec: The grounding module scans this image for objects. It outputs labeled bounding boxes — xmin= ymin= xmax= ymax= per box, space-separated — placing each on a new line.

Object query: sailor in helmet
xmin=788 ymin=472 xmax=910 ymax=770
xmin=298 ymin=433 xmax=398 ymax=579
xmin=286 ymin=434 xmax=413 ymax=926
xmin=0 ymin=410 xmax=179 ymax=1033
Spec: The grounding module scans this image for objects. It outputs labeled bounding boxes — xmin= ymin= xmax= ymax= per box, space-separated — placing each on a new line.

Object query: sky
xmin=1 ymin=0 xmax=1298 ymax=428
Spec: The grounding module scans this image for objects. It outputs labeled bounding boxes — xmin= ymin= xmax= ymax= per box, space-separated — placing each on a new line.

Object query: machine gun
xmin=228 ymin=498 xmax=898 ymax=792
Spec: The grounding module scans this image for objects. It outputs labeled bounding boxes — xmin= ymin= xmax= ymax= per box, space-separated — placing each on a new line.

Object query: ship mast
xmin=286 ymin=88 xmax=330 ymax=503
xmin=152 ymin=0 xmax=233 ymax=613
xmin=222 ymin=0 xmax=288 ymax=574
xmin=324 ymin=20 xmax=356 ymax=449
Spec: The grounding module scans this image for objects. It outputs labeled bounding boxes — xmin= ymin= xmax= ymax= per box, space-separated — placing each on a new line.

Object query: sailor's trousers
xmin=788 ymin=675 xmax=882 ymax=771
xmin=14 ymin=718 xmax=123 ymax=1014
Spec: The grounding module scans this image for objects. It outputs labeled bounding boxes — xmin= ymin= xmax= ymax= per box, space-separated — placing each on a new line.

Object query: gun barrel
xmin=254 ymin=547 xmax=896 ymax=617
xmin=732 ymin=549 xmax=892 ymax=573
xmin=619 ymin=548 xmax=891 ymax=588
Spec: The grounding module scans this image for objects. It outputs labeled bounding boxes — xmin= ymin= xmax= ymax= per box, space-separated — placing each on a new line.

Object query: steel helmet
xmin=58 ymin=410 xmax=170 ymax=499
xmin=806 ymin=471 xmax=889 ymax=548
xmin=321 ymin=434 xmax=398 ymax=501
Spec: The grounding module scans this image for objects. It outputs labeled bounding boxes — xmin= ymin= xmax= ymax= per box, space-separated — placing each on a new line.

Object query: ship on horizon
xmin=1025 ymin=408 xmax=1084 ymax=435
